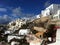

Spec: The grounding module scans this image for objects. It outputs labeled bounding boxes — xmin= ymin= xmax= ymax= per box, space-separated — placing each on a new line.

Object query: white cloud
xmin=12 ymin=7 xmax=22 ymax=16
xmin=0 ymin=8 xmax=7 ymax=12
xmin=44 ymin=0 xmax=51 ymax=8
xmin=0 ymin=7 xmax=22 ymax=24
xmin=0 ymin=15 xmax=13 ymax=24
xmin=0 ymin=7 xmax=35 ymax=24
xmin=11 ymin=7 xmax=34 ymax=18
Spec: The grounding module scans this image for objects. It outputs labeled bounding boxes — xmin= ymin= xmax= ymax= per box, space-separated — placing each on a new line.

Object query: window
xmin=59 ymin=14 xmax=60 ymax=18
xmin=11 ymin=22 xmax=16 ymax=26
xmin=56 ymin=16 xmax=58 ymax=19
xmin=53 ymin=16 xmax=58 ymax=19
xmin=40 ymin=35 xmax=41 ymax=38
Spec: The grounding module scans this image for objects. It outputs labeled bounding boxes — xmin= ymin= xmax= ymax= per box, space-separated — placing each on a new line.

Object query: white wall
xmin=41 ymin=9 xmax=50 ymax=17
xmin=53 ymin=10 xmax=60 ymax=19
xmin=48 ymin=29 xmax=60 ymax=45
xmin=41 ymin=4 xmax=60 ymax=17
xmin=55 ymin=29 xmax=60 ymax=45
xmin=19 ymin=29 xmax=30 ymax=35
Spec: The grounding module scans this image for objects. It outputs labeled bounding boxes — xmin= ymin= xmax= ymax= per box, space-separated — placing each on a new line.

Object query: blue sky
xmin=0 ymin=0 xmax=60 ymax=24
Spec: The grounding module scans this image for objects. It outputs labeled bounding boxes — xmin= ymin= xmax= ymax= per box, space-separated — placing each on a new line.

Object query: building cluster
xmin=8 ymin=19 xmax=26 ymax=30
xmin=0 ymin=4 xmax=60 ymax=45
xmin=41 ymin=4 xmax=60 ymax=45
xmin=40 ymin=4 xmax=60 ymax=26
xmin=41 ymin=4 xmax=60 ymax=18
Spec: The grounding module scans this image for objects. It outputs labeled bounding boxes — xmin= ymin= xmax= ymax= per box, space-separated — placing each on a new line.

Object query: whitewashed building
xmin=8 ymin=19 xmax=26 ymax=30
xmin=53 ymin=10 xmax=60 ymax=19
xmin=41 ymin=4 xmax=60 ymax=17
xmin=19 ymin=29 xmax=30 ymax=35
